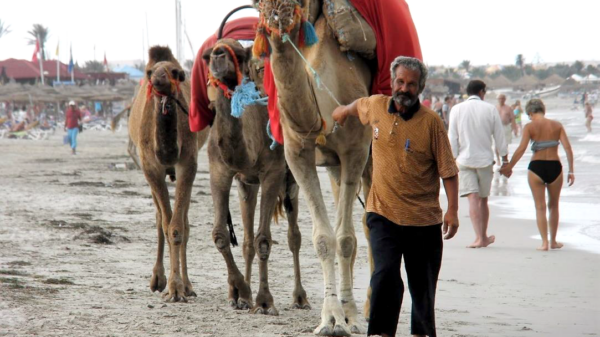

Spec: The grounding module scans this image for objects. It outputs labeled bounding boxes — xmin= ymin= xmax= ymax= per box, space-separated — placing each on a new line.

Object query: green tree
xmin=585 ymin=64 xmax=600 ymax=76
xmin=83 ymin=60 xmax=104 ymax=73
xmin=572 ymin=60 xmax=584 ymax=74
xmin=0 ymin=19 xmax=11 ymax=40
xmin=534 ymin=68 xmax=552 ymax=80
xmin=27 ymin=24 xmax=50 ymax=60
xmin=515 ymin=54 xmax=525 ymax=76
xmin=500 ymin=65 xmax=522 ymax=81
xmin=459 ymin=60 xmax=471 ymax=73
xmin=470 ymin=66 xmax=487 ymax=79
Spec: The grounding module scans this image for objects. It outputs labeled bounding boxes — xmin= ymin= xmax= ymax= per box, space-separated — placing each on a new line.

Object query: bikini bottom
xmin=528 ymin=160 xmax=562 ymax=184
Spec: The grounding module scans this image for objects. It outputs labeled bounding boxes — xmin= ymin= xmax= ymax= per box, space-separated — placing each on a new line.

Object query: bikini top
xmin=531 ymin=140 xmax=560 ymax=152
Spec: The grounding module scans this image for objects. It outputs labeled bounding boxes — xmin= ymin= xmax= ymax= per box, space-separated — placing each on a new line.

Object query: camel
xmin=202 ymin=38 xmax=309 ymax=315
xmin=129 ymin=46 xmax=207 ymax=302
xmin=253 ymin=0 xmax=374 ymax=335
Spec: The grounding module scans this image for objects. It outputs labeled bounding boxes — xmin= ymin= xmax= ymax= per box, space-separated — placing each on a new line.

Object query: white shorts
xmin=458 ymin=164 xmax=494 ymax=198
xmin=503 ymin=124 xmax=512 ymax=144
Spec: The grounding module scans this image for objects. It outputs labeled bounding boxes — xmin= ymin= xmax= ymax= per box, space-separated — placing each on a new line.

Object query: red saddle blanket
xmin=263 ymin=0 xmax=422 ymax=144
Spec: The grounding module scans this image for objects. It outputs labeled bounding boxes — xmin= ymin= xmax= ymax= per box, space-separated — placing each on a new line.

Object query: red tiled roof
xmin=0 ymin=58 xmax=88 ymax=80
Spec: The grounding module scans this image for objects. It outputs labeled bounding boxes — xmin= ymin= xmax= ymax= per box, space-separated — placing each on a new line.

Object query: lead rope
xmin=282 ymin=32 xmax=367 ymax=209
xmin=282 ymin=33 xmax=341 ymax=133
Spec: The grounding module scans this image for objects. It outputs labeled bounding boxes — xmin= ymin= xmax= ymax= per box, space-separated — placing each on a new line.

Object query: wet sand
xmin=0 ymin=106 xmax=598 ymax=336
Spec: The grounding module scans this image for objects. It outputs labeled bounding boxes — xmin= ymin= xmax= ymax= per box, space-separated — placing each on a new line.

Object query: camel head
xmin=146 ymin=61 xmax=185 ymax=99
xmin=252 ymin=0 xmax=317 ymax=57
xmin=203 ymin=38 xmax=249 ymax=91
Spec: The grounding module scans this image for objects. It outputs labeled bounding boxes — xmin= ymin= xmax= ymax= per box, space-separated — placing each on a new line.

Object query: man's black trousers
xmin=366 ymin=212 xmax=443 ymax=337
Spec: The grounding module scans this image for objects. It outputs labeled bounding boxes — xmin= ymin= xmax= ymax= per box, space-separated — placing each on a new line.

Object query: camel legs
xmin=150 ymin=193 xmax=167 ymax=293
xmin=210 ymin=167 xmax=252 ymax=309
xmin=127 ymin=137 xmax=142 ymax=170
xmin=236 ymin=178 xmax=259 ymax=285
xmin=180 ymin=206 xmax=196 ymax=297
xmin=160 ymin=160 xmax=196 ymax=302
xmin=286 ymin=172 xmax=311 ymax=310
xmin=252 ymin=172 xmax=283 ymax=316
xmin=361 ymin=156 xmax=374 ymax=321
xmin=328 ymin=157 xmax=374 ymax=324
xmin=144 ymin=170 xmax=185 ymax=302
xmin=284 ymin=144 xmax=349 ymax=336
xmin=335 ymin=152 xmax=369 ymax=334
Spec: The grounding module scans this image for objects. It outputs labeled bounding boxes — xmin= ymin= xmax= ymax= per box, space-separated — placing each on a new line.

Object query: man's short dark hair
xmin=466 ymin=80 xmax=486 ymax=96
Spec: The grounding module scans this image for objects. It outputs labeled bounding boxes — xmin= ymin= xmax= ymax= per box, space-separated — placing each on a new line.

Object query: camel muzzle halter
xmin=146 ymin=66 xmax=189 ymax=115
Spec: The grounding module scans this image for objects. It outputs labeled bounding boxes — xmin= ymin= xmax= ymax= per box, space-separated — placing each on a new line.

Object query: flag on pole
xmin=68 ymin=44 xmax=74 ymax=74
xmin=55 ymin=42 xmax=59 ymax=57
xmin=32 ymin=38 xmax=40 ymax=63
xmin=103 ymin=52 xmax=108 ymax=72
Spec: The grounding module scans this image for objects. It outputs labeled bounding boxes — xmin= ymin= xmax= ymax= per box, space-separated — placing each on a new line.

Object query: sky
xmin=0 ymin=0 xmax=597 ymax=68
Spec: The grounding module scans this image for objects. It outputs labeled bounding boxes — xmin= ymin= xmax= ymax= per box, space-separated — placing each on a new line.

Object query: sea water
xmin=488 ymin=98 xmax=600 ymax=254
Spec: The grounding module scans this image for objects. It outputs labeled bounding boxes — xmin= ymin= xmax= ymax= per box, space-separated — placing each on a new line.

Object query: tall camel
xmin=203 ymin=38 xmax=310 ymax=314
xmin=253 ymin=0 xmax=373 ymax=335
xmin=129 ymin=46 xmax=204 ymax=302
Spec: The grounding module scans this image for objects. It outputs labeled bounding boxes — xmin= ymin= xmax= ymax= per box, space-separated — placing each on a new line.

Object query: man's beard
xmin=393 ymin=91 xmax=417 ymax=108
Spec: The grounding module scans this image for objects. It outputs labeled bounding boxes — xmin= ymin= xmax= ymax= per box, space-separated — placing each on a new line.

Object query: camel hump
xmin=148 ymin=46 xmax=176 ymax=64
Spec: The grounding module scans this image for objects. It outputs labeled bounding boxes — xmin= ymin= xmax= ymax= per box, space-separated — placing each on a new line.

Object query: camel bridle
xmin=258 ymin=0 xmax=302 ymax=37
xmin=207 ymin=43 xmax=243 ymax=99
xmin=146 ymin=65 xmax=188 ymax=115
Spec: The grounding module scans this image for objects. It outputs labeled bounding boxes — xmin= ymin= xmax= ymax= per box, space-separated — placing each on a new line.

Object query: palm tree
xmin=27 ymin=24 xmax=50 ymax=60
xmin=515 ymin=54 xmax=525 ymax=77
xmin=0 ymin=19 xmax=11 ymax=40
xmin=459 ymin=60 xmax=471 ymax=73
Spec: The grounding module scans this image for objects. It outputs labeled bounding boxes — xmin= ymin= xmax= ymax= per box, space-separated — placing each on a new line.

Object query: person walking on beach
xmin=64 ymin=101 xmax=82 ymax=155
xmin=584 ymin=102 xmax=593 ymax=132
xmin=500 ymin=99 xmax=574 ymax=250
xmin=448 ymin=80 xmax=507 ymax=248
xmin=495 ymin=94 xmax=517 ymax=164
xmin=333 ymin=56 xmax=459 ymax=337
xmin=442 ymin=96 xmax=452 ymax=128
xmin=513 ymin=100 xmax=523 ymax=136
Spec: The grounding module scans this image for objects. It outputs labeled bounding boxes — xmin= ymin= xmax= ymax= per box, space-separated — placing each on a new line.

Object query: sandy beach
xmin=1 ymin=97 xmax=599 ymax=336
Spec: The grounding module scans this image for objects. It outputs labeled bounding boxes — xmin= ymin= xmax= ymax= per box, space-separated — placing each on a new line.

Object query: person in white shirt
xmin=448 ymin=80 xmax=508 ymax=248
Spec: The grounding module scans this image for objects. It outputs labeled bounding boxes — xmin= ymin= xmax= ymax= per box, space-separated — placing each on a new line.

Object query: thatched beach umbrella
xmin=542 ymin=74 xmax=565 ymax=86
xmin=489 ymin=75 xmax=513 ymax=88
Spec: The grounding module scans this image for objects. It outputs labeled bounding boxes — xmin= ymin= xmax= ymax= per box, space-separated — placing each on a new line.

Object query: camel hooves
xmin=252 ymin=305 xmax=279 ymax=316
xmin=185 ymin=289 xmax=197 ymax=297
xmin=350 ymin=323 xmax=366 ymax=334
xmin=314 ymin=324 xmax=351 ymax=337
xmin=229 ymin=298 xmax=251 ymax=310
xmin=291 ymin=302 xmax=311 ymax=310
xmin=162 ymin=291 xmax=187 ymax=303
xmin=150 ymin=274 xmax=167 ymax=293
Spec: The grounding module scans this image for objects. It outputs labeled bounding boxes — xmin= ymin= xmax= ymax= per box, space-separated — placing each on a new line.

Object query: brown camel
xmin=129 ymin=46 xmax=207 ymax=302
xmin=202 ymin=38 xmax=309 ymax=315
xmin=253 ymin=0 xmax=374 ymax=335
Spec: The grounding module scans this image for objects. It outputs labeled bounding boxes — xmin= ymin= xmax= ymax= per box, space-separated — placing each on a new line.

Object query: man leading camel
xmin=333 ymin=56 xmax=459 ymax=337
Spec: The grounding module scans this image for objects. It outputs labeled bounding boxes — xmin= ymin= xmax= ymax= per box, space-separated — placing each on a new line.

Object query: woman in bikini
xmin=500 ymin=99 xmax=574 ymax=251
